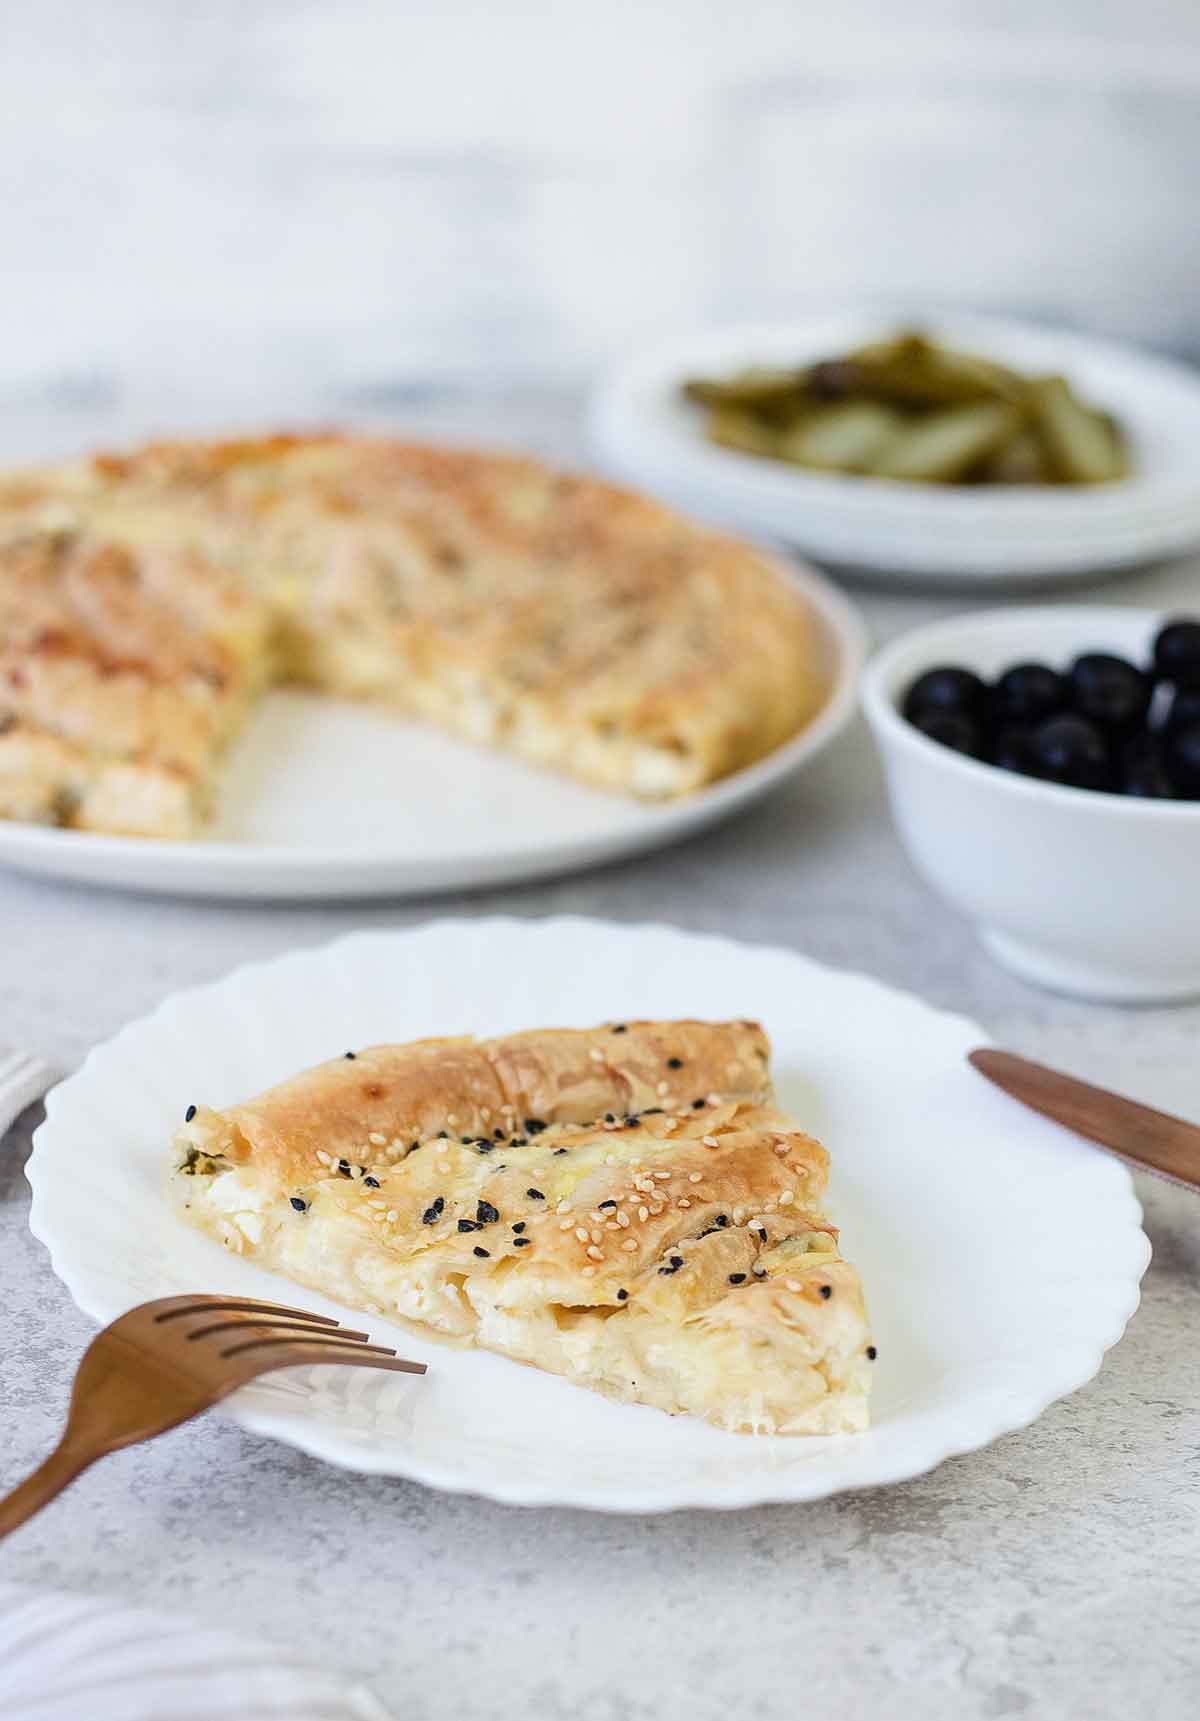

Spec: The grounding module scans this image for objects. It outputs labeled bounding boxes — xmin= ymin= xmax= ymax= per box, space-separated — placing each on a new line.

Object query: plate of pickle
xmin=591 ymin=313 xmax=1200 ymax=584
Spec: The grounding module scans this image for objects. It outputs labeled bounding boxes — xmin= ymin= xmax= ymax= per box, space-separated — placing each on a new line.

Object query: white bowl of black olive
xmin=862 ymin=608 xmax=1200 ymax=1001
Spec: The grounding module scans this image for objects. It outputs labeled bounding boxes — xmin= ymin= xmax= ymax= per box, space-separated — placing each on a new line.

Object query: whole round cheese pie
xmin=0 ymin=435 xmax=827 ymax=836
xmin=171 ymin=1019 xmax=874 ymax=1435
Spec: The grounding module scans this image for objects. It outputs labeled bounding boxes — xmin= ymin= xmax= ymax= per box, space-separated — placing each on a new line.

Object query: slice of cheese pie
xmin=171 ymin=1019 xmax=873 ymax=1434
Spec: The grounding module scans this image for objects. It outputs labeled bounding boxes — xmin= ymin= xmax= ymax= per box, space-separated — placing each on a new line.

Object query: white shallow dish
xmin=0 ymin=559 xmax=861 ymax=902
xmin=590 ymin=312 xmax=1200 ymax=584
xmin=863 ymin=606 xmax=1200 ymax=1003
xmin=28 ymin=918 xmax=1149 ymax=1512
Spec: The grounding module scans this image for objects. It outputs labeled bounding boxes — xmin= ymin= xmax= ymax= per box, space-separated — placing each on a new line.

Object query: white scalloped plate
xmin=27 ymin=919 xmax=1149 ymax=1511
xmin=0 ymin=559 xmax=862 ymax=902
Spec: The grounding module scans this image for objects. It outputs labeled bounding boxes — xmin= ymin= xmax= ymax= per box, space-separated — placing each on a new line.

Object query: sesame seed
xmin=446 ymin=1113 xmax=459 ymax=1127
xmin=559 ymin=1219 xmax=574 ymax=1231
xmin=779 ymin=1190 xmax=795 ymax=1206
xmin=638 ymin=1206 xmax=649 ymax=1222
xmin=622 ymin=1238 xmax=639 ymax=1252
xmin=677 ymin=1198 xmax=691 ymax=1209
xmin=656 ymin=1082 xmax=669 ymax=1097
xmin=289 ymin=1197 xmax=307 ymax=1212
xmin=688 ymin=1171 xmax=703 ymax=1183
xmin=526 ymin=1188 xmax=545 ymax=1201
xmin=616 ymin=1211 xmax=630 ymax=1228
xmin=386 ymin=1209 xmax=398 ymax=1222
xmin=586 ymin=1245 xmax=604 ymax=1261
xmin=473 ymin=1246 xmax=490 ymax=1258
xmin=575 ymin=1226 xmax=590 ymax=1242
xmin=605 ymin=1221 xmax=620 ymax=1231
xmin=652 ymin=1171 xmax=671 ymax=1182
xmin=785 ymin=1279 xmax=801 ymax=1291
xmin=369 ymin=1132 xmax=387 ymax=1147
xmin=315 ymin=1150 xmax=332 ymax=1166
xmin=556 ymin=1200 xmax=571 ymax=1214
xmin=703 ymin=1135 xmax=719 ymax=1148
xmin=184 ymin=1104 xmax=197 ymax=1123
xmin=481 ymin=1108 xmax=492 ymax=1122
xmin=590 ymin=1228 xmax=603 ymax=1244
xmin=589 ymin=1048 xmax=605 ymax=1063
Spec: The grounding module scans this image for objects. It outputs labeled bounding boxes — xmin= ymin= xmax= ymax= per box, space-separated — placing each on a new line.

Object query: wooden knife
xmin=969 ymin=1048 xmax=1200 ymax=1194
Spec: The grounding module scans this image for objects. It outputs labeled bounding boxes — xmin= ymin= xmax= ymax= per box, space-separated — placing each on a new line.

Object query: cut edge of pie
xmin=169 ymin=1018 xmax=874 ymax=1435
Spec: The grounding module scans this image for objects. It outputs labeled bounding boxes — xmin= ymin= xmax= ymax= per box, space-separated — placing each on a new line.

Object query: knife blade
xmin=969 ymin=1047 xmax=1200 ymax=1194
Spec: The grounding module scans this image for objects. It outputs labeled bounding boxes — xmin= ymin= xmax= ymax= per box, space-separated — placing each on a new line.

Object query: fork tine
xmin=234 ymin=1342 xmax=427 ymax=1378
xmin=220 ymin=1335 xmax=403 ymax=1361
xmin=185 ymin=1317 xmax=372 ymax=1343
xmin=152 ymin=1297 xmax=342 ymax=1327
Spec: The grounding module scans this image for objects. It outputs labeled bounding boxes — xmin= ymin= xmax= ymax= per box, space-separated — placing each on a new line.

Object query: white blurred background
xmin=3 ymin=0 xmax=1200 ymax=430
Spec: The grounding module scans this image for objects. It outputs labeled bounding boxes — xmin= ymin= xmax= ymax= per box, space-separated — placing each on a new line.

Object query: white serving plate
xmin=27 ymin=918 xmax=1149 ymax=1512
xmin=590 ymin=312 xmax=1200 ymax=583
xmin=0 ymin=559 xmax=861 ymax=902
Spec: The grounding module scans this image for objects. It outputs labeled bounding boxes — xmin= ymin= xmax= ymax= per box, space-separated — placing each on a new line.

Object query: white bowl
xmin=861 ymin=607 xmax=1200 ymax=1002
xmin=590 ymin=313 xmax=1200 ymax=585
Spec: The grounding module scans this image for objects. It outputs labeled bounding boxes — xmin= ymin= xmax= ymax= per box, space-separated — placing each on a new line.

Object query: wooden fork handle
xmin=0 ymin=1440 xmax=100 ymax=1542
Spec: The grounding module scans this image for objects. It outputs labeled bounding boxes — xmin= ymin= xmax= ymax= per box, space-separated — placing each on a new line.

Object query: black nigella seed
xmin=476 ymin=1200 xmax=499 ymax=1225
xmin=819 ymin=1285 xmax=832 ymax=1299
xmin=643 ymin=1107 xmax=663 ymax=1116
xmin=605 ymin=1112 xmax=615 ymax=1123
xmin=493 ymin=1127 xmax=504 ymax=1140
xmin=289 ymin=1197 xmax=307 ymax=1213
xmin=667 ymin=1057 xmax=683 ymax=1069
xmin=513 ymin=1237 xmax=531 ymax=1247
xmin=670 ymin=1255 xmax=683 ymax=1268
xmin=184 ymin=1104 xmax=197 ymax=1123
xmin=421 ymin=1200 xmax=444 ymax=1225
xmin=617 ymin=1288 xmax=628 ymax=1300
xmin=437 ymin=1130 xmax=448 ymax=1139
xmin=554 ymin=1147 xmax=568 ymax=1155
xmin=473 ymin=1246 xmax=490 ymax=1258
xmin=611 ymin=1024 xmax=627 ymax=1033
xmin=524 ymin=1118 xmax=546 ymax=1134
xmin=364 ymin=1175 xmax=380 ymax=1188
xmin=410 ymin=1141 xmax=420 ymax=1151
xmin=344 ymin=1051 xmax=356 ymax=1060
xmin=728 ymin=1273 xmax=746 ymax=1285
xmin=714 ymin=1214 xmax=730 ymax=1228
xmin=598 ymin=1199 xmax=617 ymax=1210
xmin=461 ymin=1137 xmax=472 ymax=1145
xmin=866 ymin=1345 xmax=878 ymax=1360
xmin=458 ymin=1219 xmax=480 ymax=1233
xmin=526 ymin=1187 xmax=545 ymax=1201
xmin=511 ymin=1221 xmax=526 ymax=1233
xmin=624 ymin=1116 xmax=639 ymax=1129
xmin=475 ymin=1140 xmax=494 ymax=1154
xmin=692 ymin=1098 xmax=705 ymax=1109
xmin=337 ymin=1159 xmax=351 ymax=1177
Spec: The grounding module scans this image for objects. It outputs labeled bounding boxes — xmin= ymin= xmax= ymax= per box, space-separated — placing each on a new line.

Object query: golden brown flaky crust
xmin=172 ymin=1019 xmax=874 ymax=1434
xmin=0 ymin=435 xmax=826 ymax=835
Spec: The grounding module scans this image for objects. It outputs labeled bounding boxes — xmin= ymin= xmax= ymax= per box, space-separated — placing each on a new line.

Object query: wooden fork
xmin=0 ymin=1294 xmax=426 ymax=1540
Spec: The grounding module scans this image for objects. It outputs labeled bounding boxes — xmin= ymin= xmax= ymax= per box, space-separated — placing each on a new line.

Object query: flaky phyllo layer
xmin=170 ymin=1020 xmax=874 ymax=1434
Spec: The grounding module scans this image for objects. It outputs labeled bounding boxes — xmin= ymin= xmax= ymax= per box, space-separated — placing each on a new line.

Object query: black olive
xmin=902 ymin=666 xmax=987 ymax=725
xmin=1164 ymin=685 xmax=1200 ymax=736
xmin=1153 ymin=618 xmax=1200 ymax=689
xmin=990 ymin=663 xmax=1067 ymax=728
xmin=1030 ymin=714 xmax=1110 ymax=790
xmin=911 ymin=710 xmax=983 ymax=759
xmin=1166 ymin=723 xmax=1200 ymax=798
xmin=1119 ymin=734 xmax=1175 ymax=799
xmin=989 ymin=725 xmax=1038 ymax=777
xmin=1069 ymin=653 xmax=1150 ymax=738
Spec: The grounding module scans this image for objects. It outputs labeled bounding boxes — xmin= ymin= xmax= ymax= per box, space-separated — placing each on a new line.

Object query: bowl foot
xmin=979 ymin=928 xmax=1200 ymax=1005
